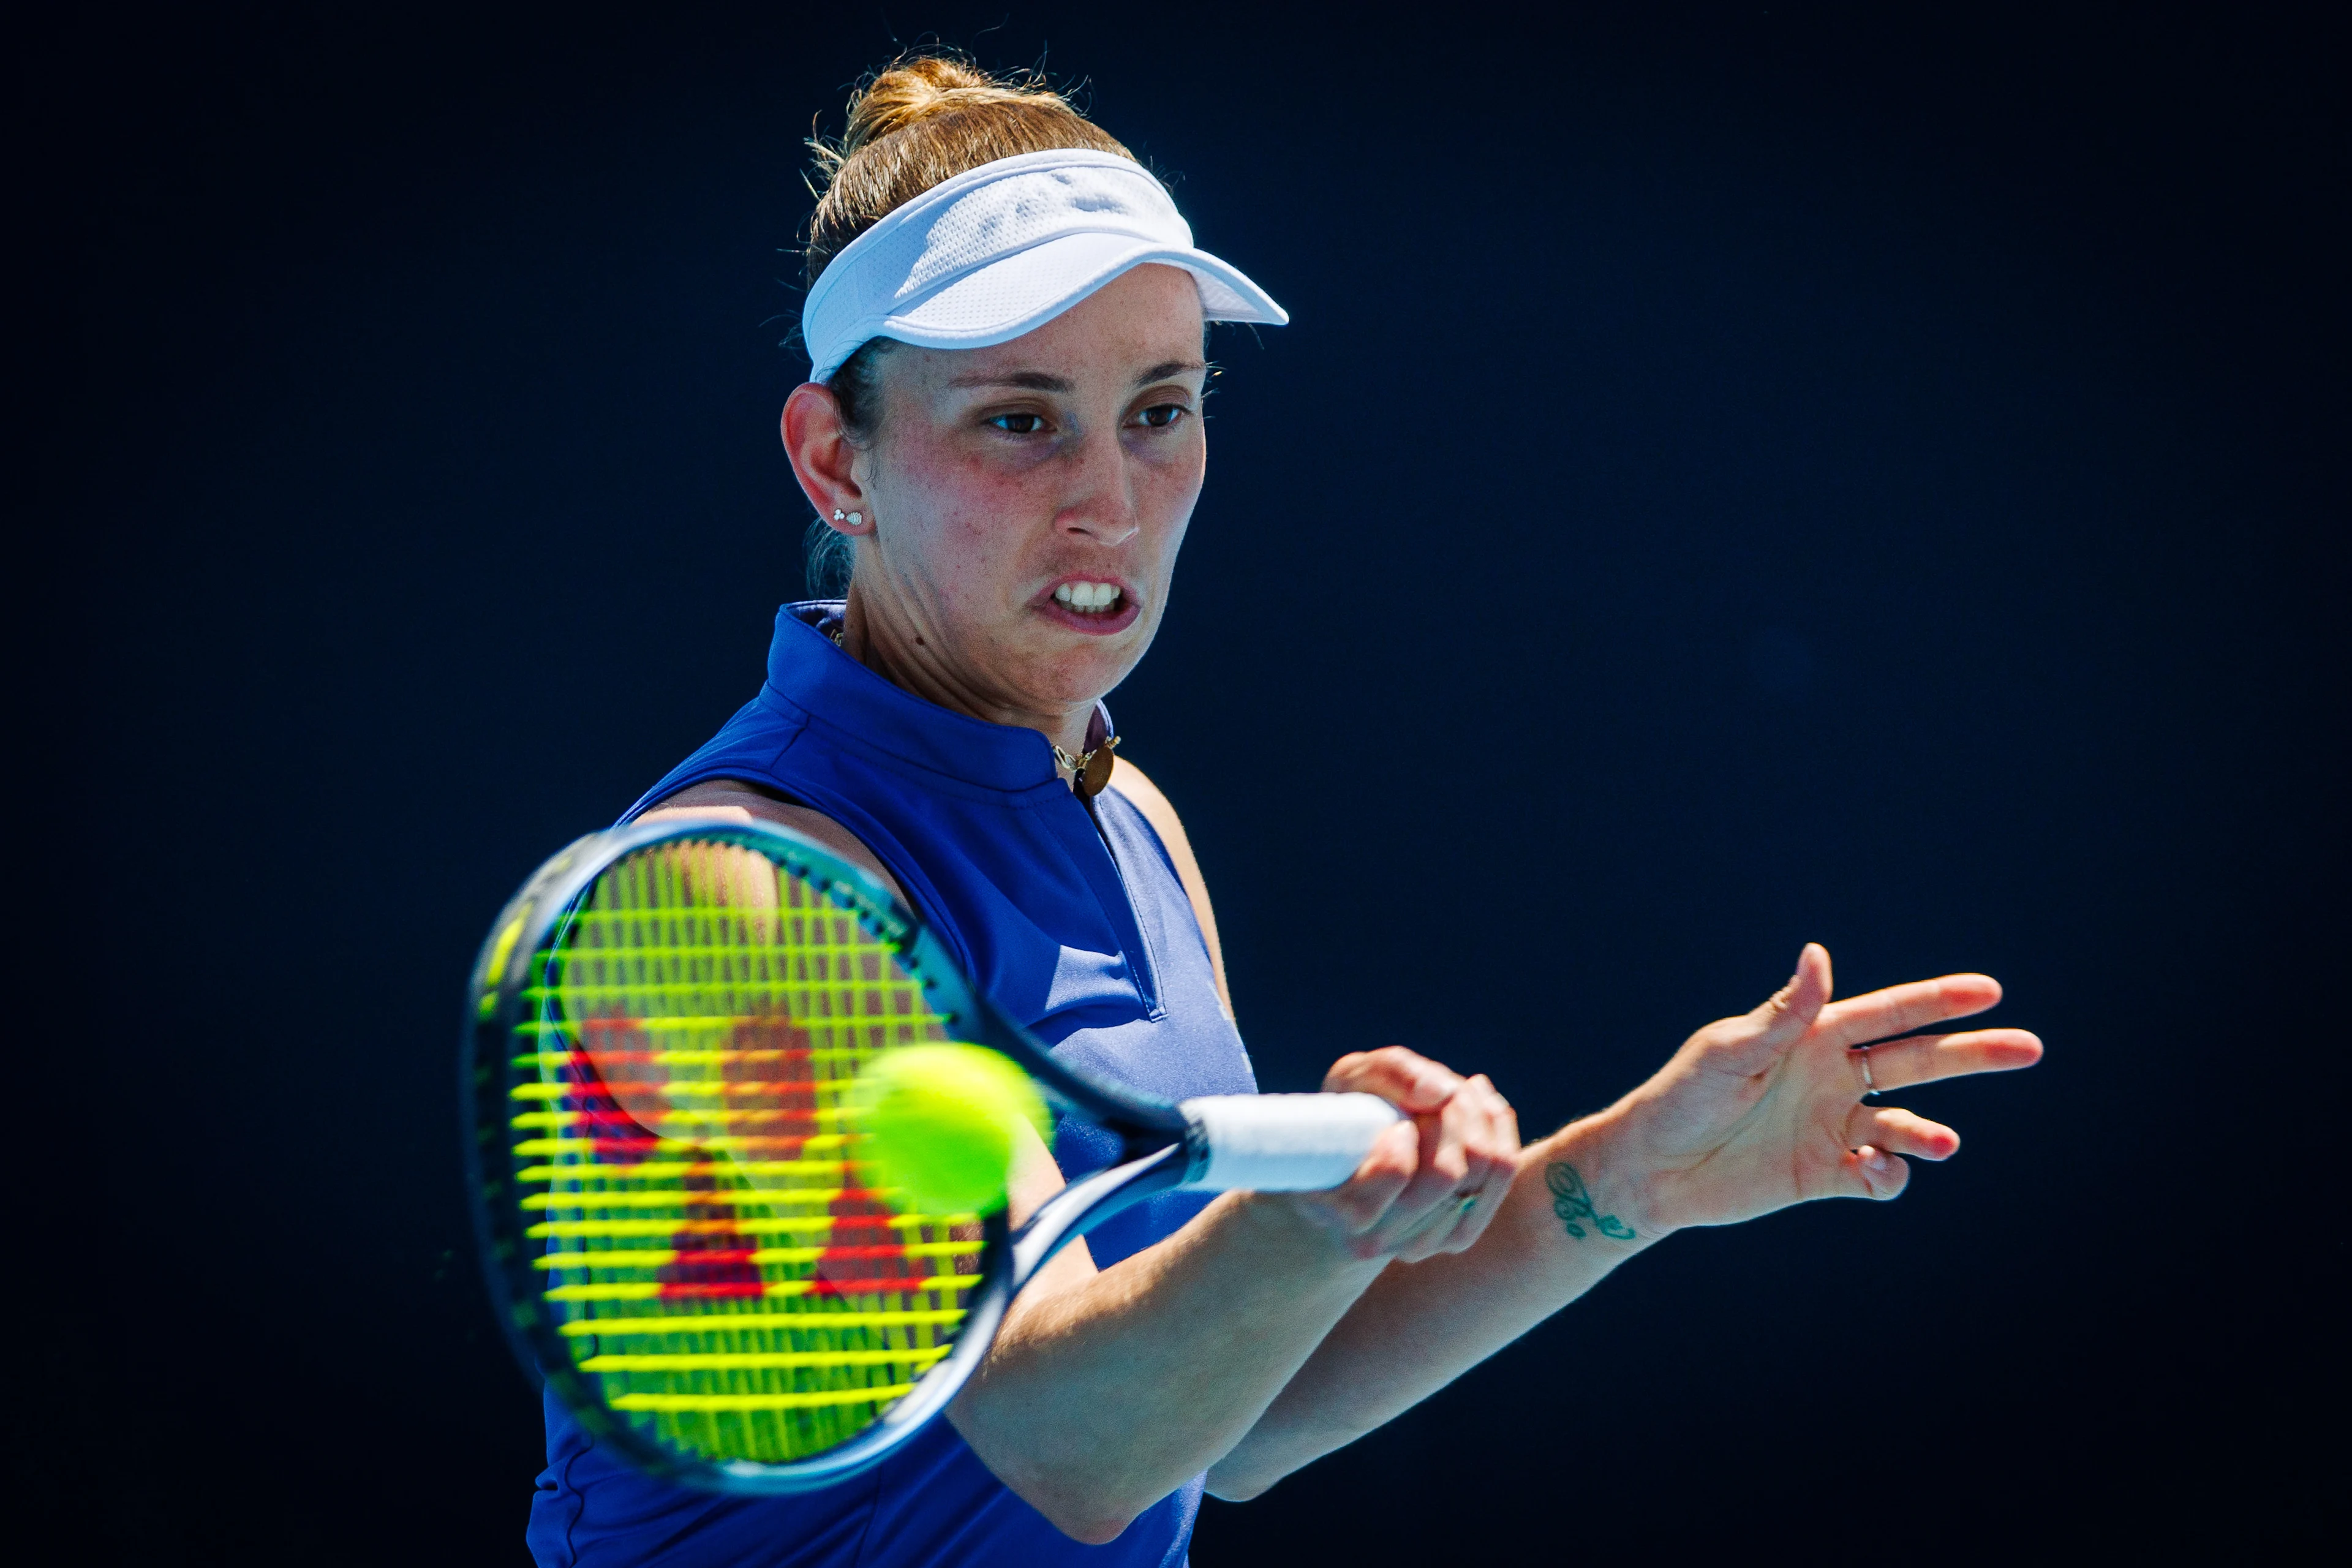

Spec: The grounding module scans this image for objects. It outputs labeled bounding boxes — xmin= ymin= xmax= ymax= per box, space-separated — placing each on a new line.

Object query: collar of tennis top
xmin=799 ymin=149 xmax=1290 ymax=383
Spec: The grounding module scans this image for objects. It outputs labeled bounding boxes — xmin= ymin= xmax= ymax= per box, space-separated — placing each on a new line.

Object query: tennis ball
xmin=851 ymin=1044 xmax=1050 ymax=1215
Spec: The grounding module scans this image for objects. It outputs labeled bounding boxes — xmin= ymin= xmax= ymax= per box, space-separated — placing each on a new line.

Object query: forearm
xmin=1206 ymin=1112 xmax=1656 ymax=1499
xmin=949 ymin=1189 xmax=1385 ymax=1542
xmin=1210 ymin=945 xmax=2045 ymax=1499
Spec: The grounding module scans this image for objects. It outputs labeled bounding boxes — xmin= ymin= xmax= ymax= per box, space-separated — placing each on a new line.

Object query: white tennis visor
xmin=801 ymin=149 xmax=1289 ymax=382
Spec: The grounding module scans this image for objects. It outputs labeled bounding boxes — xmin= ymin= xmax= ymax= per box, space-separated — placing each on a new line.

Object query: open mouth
xmin=1039 ymin=577 xmax=1140 ymax=634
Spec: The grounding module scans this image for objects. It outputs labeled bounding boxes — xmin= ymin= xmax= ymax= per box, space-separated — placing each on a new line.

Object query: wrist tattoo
xmin=1546 ymin=1163 xmax=1635 ymax=1242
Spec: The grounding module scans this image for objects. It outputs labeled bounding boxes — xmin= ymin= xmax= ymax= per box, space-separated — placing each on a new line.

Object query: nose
xmin=1054 ymin=423 xmax=1141 ymax=547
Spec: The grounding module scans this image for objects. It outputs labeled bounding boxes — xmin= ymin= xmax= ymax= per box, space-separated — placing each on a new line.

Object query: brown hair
xmin=799 ymin=56 xmax=1135 ymax=594
xmin=804 ymin=55 xmax=1133 ymax=290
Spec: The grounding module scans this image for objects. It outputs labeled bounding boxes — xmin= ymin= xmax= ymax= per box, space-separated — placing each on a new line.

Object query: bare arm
xmin=1205 ymin=1118 xmax=1645 ymax=1498
xmin=963 ymin=1140 xmax=1387 ymax=1541
xmin=1208 ymin=944 xmax=2045 ymax=1498
xmin=637 ymin=779 xmax=1518 ymax=1541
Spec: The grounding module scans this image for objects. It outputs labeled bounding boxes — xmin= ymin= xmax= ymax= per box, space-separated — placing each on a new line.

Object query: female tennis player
xmin=526 ymin=56 xmax=2043 ymax=1568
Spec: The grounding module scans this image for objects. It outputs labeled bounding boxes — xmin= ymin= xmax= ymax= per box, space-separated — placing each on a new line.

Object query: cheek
xmin=876 ymin=441 xmax=1047 ymax=596
xmin=1141 ymin=440 xmax=1205 ymax=565
xmin=937 ymin=464 xmax=1042 ymax=569
xmin=1157 ymin=441 xmax=1207 ymax=505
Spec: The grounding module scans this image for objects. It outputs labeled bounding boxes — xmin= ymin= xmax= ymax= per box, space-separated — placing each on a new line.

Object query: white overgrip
xmin=1175 ymin=1093 xmax=1405 ymax=1192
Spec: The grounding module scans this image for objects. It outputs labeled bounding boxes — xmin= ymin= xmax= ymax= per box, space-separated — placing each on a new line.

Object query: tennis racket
xmin=462 ymin=815 xmax=1401 ymax=1493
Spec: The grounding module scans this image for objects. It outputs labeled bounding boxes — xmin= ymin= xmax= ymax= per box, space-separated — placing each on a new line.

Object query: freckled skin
xmin=781 ymin=264 xmax=1208 ymax=762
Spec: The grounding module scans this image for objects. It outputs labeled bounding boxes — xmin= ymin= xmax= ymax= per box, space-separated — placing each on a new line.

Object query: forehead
xmin=898 ymin=265 xmax=1207 ymax=393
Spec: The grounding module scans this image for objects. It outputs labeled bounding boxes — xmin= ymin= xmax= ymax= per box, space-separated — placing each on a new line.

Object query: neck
xmin=838 ymin=589 xmax=1099 ymax=771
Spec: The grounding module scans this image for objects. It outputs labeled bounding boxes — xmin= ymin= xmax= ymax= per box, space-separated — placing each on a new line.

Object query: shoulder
xmin=639 ymin=778 xmax=908 ymax=905
xmin=1102 ymin=755 xmax=1178 ymax=825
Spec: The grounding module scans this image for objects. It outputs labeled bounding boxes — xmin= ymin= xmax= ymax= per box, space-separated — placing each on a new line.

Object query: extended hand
xmin=1589 ymin=944 xmax=2041 ymax=1234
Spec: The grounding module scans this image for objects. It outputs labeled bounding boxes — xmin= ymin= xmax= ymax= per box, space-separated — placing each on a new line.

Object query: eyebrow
xmin=1133 ymin=359 xmax=1207 ymax=387
xmin=946 ymin=369 xmax=1072 ymax=392
xmin=944 ymin=359 xmax=1208 ymax=393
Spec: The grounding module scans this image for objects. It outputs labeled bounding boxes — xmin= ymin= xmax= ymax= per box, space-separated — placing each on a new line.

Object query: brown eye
xmin=1134 ymin=404 xmax=1188 ymax=429
xmin=989 ymin=412 xmax=1045 ymax=434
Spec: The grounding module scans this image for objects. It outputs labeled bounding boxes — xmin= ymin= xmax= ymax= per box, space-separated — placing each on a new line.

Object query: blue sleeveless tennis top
xmin=526 ymin=601 xmax=1256 ymax=1568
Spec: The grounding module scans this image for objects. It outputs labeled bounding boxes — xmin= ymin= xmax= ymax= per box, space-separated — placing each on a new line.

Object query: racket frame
xmin=461 ymin=816 xmax=1196 ymax=1491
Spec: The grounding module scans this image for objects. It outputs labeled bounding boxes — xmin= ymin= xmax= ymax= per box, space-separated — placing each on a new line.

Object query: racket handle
xmin=1177 ymin=1093 xmax=1406 ymax=1191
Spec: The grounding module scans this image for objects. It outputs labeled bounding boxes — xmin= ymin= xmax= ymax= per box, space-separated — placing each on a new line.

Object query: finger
xmin=1851 ymin=1028 xmax=2042 ymax=1092
xmin=1433 ymin=1082 xmax=1520 ymax=1254
xmin=1436 ymin=1074 xmax=1515 ymax=1192
xmin=1398 ymin=1076 xmax=1520 ymax=1259
xmin=1842 ymin=1144 xmax=1910 ymax=1201
xmin=1382 ymin=1081 xmax=1533 ymax=1260
xmin=1457 ymin=1075 xmax=1519 ymax=1202
xmin=1349 ymin=1110 xmax=1474 ymax=1261
xmin=1385 ymin=1169 xmax=1507 ymax=1262
xmin=1316 ymin=1050 xmax=1480 ymax=1252
xmin=1842 ymin=1103 xmax=1960 ymax=1161
xmin=1382 ymin=1190 xmax=1469 ymax=1259
xmin=1316 ymin=1118 xmax=1420 ymax=1235
xmin=1322 ymin=1046 xmax=1465 ymax=1114
xmin=1712 ymin=943 xmax=1834 ymax=1071
xmin=1393 ymin=1103 xmax=1472 ymax=1231
xmin=1431 ymin=1167 xmax=1510 ymax=1256
xmin=1816 ymin=973 xmax=2003 ymax=1051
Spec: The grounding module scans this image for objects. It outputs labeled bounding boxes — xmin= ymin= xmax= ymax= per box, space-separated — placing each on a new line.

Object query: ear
xmin=781 ymin=382 xmax=873 ymax=533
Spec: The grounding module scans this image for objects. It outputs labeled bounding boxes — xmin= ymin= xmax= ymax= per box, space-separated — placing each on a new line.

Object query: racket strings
xmin=510 ymin=840 xmax=979 ymax=1463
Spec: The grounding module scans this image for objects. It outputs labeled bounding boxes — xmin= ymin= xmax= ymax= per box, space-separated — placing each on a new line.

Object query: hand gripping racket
xmin=462 ymin=816 xmax=1401 ymax=1493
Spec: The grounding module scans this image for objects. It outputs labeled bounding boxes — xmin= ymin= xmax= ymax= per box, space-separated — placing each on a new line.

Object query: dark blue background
xmin=23 ymin=4 xmax=2342 ymax=1561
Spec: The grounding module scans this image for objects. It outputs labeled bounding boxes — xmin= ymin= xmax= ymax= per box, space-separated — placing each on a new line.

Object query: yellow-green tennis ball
xmin=852 ymin=1045 xmax=1050 ymax=1215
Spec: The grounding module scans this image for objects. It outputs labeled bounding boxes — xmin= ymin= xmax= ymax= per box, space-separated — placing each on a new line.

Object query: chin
xmin=1019 ymin=640 xmax=1145 ymax=709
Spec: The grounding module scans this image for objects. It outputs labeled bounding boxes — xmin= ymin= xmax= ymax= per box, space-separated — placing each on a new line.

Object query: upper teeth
xmin=1054 ymin=581 xmax=1121 ymax=611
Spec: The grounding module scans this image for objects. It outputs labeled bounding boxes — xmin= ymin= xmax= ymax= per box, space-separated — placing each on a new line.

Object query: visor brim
xmin=819 ymin=232 xmax=1286 ymax=379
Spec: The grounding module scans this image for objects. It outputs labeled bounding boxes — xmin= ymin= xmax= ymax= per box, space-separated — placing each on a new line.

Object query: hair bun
xmin=805 ymin=54 xmax=1131 ymax=287
xmin=844 ymin=57 xmax=1027 ymax=156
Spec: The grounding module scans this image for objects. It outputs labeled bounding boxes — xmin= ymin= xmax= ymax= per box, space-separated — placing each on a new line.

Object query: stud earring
xmin=831 ymin=508 xmax=864 ymax=528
